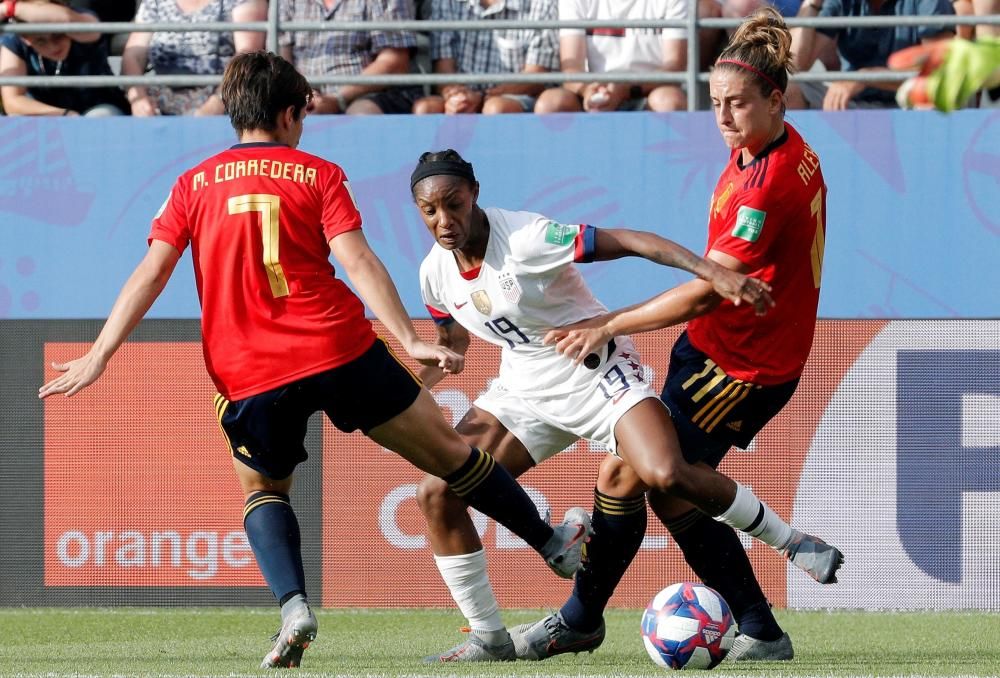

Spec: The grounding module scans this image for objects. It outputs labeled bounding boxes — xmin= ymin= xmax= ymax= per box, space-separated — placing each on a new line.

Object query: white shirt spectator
xmin=558 ymin=0 xmax=687 ymax=73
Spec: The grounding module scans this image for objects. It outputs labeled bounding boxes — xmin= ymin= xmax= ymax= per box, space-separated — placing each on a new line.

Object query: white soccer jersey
xmin=420 ymin=208 xmax=611 ymax=397
xmin=559 ymin=0 xmax=687 ymax=73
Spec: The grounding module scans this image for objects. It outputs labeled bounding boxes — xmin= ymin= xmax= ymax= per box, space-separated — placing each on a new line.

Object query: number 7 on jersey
xmin=228 ymin=194 xmax=290 ymax=298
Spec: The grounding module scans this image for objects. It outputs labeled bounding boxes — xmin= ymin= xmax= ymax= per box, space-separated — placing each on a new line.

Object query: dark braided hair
xmin=410 ymin=149 xmax=477 ymax=195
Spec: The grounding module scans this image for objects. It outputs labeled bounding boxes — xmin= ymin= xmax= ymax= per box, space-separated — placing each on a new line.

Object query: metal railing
xmin=0 ymin=9 xmax=997 ymax=111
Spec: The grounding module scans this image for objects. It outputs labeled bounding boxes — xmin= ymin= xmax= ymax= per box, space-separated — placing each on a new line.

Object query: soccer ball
xmin=640 ymin=582 xmax=736 ymax=670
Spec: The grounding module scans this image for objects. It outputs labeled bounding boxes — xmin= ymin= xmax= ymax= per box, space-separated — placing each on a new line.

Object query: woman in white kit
xmin=411 ymin=149 xmax=824 ymax=662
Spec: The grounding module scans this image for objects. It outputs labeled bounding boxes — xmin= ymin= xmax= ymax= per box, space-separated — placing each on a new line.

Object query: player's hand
xmin=406 ymin=341 xmax=465 ymax=375
xmin=822 ymin=80 xmax=864 ymax=110
xmin=38 ymin=351 xmax=108 ymax=399
xmin=543 ymin=315 xmax=614 ymax=365
xmin=707 ymin=266 xmax=774 ymax=316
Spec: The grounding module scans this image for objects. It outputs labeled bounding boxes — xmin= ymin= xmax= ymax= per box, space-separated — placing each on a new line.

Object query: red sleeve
xmin=709 ymin=187 xmax=783 ymax=271
xmin=426 ymin=304 xmax=454 ymax=326
xmin=147 ymin=175 xmax=190 ymax=253
xmin=321 ymin=164 xmax=363 ymax=242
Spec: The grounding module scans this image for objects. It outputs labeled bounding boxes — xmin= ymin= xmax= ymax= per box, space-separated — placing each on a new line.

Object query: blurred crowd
xmin=0 ymin=0 xmax=996 ymax=116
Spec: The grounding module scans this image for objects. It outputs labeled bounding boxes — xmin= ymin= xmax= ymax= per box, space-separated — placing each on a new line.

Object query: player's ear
xmin=471 ymin=180 xmax=480 ymax=204
xmin=770 ymin=89 xmax=784 ymax=116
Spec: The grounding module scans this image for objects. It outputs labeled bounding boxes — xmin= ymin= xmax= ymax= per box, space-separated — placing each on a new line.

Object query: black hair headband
xmin=410 ymin=160 xmax=477 ymax=191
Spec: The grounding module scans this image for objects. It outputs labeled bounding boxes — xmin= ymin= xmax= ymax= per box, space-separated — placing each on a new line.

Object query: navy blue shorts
xmin=660 ymin=332 xmax=798 ymax=468
xmin=214 ymin=337 xmax=422 ymax=480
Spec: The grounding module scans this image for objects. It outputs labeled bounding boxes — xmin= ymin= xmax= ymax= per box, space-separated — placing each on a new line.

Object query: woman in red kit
xmin=38 ymin=51 xmax=590 ymax=671
xmin=514 ymin=7 xmax=841 ymax=664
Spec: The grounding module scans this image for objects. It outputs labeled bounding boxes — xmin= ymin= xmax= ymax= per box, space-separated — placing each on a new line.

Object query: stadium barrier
xmin=0 ymin=4 xmax=998 ymax=109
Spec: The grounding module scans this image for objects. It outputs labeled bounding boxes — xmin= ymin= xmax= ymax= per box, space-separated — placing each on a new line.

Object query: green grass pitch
xmin=0 ymin=608 xmax=997 ymax=677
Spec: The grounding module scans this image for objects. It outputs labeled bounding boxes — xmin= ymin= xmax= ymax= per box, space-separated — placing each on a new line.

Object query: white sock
xmin=434 ymin=549 xmax=505 ymax=634
xmin=714 ymin=482 xmax=794 ymax=550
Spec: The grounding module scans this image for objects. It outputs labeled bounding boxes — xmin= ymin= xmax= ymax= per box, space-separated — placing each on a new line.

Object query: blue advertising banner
xmin=0 ymin=110 xmax=997 ymax=320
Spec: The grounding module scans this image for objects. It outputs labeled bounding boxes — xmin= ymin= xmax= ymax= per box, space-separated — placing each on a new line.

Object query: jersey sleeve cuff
xmin=426 ymin=304 xmax=454 ymax=326
xmin=573 ymin=225 xmax=597 ymax=263
xmin=710 ymin=242 xmax=759 ymax=271
xmin=147 ymin=232 xmax=187 ymax=254
xmin=323 ymin=218 xmax=363 ymax=243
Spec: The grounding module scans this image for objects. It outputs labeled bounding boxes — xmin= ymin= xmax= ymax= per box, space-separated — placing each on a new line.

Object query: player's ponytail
xmin=715 ymin=6 xmax=794 ymax=97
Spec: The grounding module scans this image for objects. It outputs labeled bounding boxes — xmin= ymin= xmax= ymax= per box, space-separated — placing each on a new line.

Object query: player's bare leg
xmin=613 ymin=399 xmax=842 ymax=582
xmin=417 ymin=406 xmax=539 ymax=555
xmin=368 ymin=390 xmax=588 ymax=579
xmin=417 ymin=406 xmax=540 ymax=662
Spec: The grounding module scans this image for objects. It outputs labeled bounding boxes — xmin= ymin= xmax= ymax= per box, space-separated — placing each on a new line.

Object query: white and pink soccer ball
xmin=640 ymin=582 xmax=736 ymax=670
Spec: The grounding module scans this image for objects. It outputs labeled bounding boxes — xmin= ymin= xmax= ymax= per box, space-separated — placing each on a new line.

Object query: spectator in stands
xmin=787 ymin=0 xmax=955 ymax=109
xmin=412 ymin=0 xmax=559 ymax=115
xmin=280 ymin=0 xmax=421 ymax=115
xmin=74 ymin=0 xmax=138 ymax=54
xmin=73 ymin=0 xmax=137 ymax=22
xmin=0 ymin=0 xmax=129 ymax=116
xmin=700 ymin=2 xmax=827 ymax=70
xmin=770 ymin=0 xmax=805 ymax=15
xmin=952 ymin=0 xmax=999 ymax=40
xmin=533 ymin=0 xmax=695 ymax=113
xmin=121 ymin=0 xmax=266 ymax=116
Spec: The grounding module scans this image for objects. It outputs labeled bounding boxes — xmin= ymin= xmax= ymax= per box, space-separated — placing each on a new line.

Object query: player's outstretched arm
xmin=544 ymin=279 xmax=717 ymax=363
xmin=329 ymin=230 xmax=464 ymax=375
xmin=592 ymin=228 xmax=773 ymax=313
xmin=38 ymin=240 xmax=181 ymax=398
xmin=418 ymin=321 xmax=471 ymax=389
xmin=544 ymin=249 xmax=760 ymax=363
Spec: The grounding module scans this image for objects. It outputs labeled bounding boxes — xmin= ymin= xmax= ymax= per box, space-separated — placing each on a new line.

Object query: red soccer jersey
xmin=149 ymin=142 xmax=376 ymax=400
xmin=686 ymin=123 xmax=827 ymax=385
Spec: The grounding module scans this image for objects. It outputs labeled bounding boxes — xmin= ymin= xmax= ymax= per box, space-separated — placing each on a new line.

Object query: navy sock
xmin=243 ymin=491 xmax=306 ymax=605
xmin=444 ymin=448 xmax=552 ymax=552
xmin=560 ymin=490 xmax=647 ymax=633
xmin=666 ymin=509 xmax=782 ymax=641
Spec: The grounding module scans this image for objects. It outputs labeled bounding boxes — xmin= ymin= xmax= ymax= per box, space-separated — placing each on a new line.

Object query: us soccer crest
xmin=471 ymin=290 xmax=492 ymax=315
xmin=498 ymin=271 xmax=522 ymax=304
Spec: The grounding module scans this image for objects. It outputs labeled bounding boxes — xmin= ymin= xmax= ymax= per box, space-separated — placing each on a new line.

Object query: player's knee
xmin=642 ymin=461 xmax=689 ymax=497
xmin=415 ymin=473 xmax=456 ymax=518
xmin=597 ymin=455 xmax=647 ymax=496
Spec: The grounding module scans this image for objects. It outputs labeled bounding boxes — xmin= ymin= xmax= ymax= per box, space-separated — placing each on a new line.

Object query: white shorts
xmin=473 ymin=337 xmax=663 ymax=463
